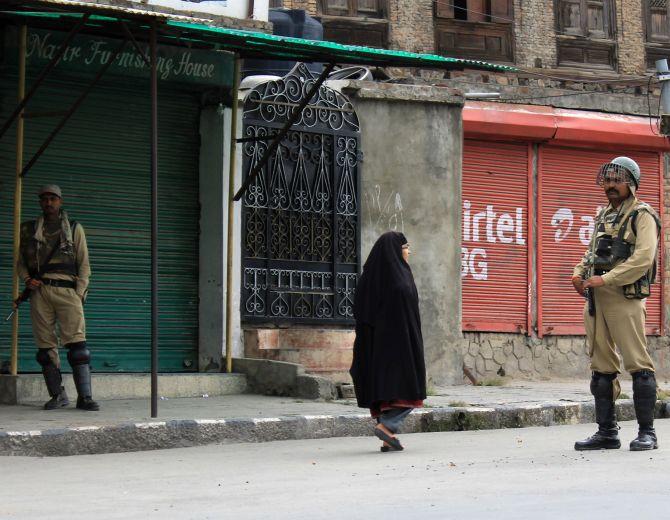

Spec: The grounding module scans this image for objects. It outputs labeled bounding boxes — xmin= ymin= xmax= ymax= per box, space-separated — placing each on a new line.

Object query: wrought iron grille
xmin=241 ymin=64 xmax=361 ymax=325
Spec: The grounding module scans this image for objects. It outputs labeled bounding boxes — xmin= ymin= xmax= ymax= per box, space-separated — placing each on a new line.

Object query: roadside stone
xmin=518 ymin=357 xmax=533 ymax=373
xmin=484 ymin=359 xmax=499 ymax=372
xmin=479 ymin=341 xmax=494 ymax=360
xmin=513 ymin=342 xmax=526 ymax=360
xmin=492 ymin=346 xmax=506 ymax=365
xmin=533 ymin=354 xmax=550 ymax=373
xmin=503 ymin=340 xmax=514 ymax=358
xmin=464 ymin=353 xmax=477 ymax=371
xmin=556 ymin=338 xmax=572 ymax=355
xmin=474 ymin=354 xmax=486 ymax=376
xmin=498 ymin=405 xmax=551 ymax=428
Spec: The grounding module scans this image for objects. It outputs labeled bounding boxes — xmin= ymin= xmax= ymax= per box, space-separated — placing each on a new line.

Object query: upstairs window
xmin=644 ymin=0 xmax=670 ymax=69
xmin=435 ymin=0 xmax=514 ymax=63
xmin=557 ymin=0 xmax=612 ymax=38
xmin=436 ymin=0 xmax=512 ymax=23
xmin=555 ymin=0 xmax=616 ymax=69
xmin=320 ymin=0 xmax=386 ymax=17
xmin=317 ymin=0 xmax=389 ymax=48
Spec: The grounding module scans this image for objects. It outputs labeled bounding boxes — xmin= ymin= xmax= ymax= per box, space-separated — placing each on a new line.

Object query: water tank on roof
xmin=242 ymin=8 xmax=323 ymax=78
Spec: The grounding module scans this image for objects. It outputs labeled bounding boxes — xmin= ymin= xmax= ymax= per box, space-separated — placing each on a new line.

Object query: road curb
xmin=2 ymin=400 xmax=668 ymax=457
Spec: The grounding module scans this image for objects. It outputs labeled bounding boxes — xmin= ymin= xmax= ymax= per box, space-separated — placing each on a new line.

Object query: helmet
xmin=597 ymin=156 xmax=641 ymax=188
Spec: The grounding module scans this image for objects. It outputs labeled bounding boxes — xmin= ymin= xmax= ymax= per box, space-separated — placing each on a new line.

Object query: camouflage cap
xmin=38 ymin=184 xmax=62 ymax=198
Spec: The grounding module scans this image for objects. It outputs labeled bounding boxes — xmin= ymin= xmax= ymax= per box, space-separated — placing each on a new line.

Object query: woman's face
xmin=401 ymin=242 xmax=410 ymax=264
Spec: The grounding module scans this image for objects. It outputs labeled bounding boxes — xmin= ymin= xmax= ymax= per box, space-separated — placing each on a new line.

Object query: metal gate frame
xmin=239 ymin=63 xmax=361 ymax=326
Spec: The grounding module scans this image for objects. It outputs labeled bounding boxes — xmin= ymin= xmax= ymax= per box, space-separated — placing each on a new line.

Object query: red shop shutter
xmin=538 ymin=146 xmax=663 ymax=336
xmin=462 ymin=140 xmax=530 ymax=332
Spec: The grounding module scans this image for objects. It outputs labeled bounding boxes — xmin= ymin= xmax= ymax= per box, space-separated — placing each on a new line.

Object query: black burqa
xmin=349 ymin=231 xmax=427 ymax=409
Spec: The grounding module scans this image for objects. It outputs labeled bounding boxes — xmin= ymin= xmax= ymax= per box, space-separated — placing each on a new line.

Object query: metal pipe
xmin=232 ymin=62 xmax=336 ymax=202
xmin=10 ymin=25 xmax=27 ymax=376
xmin=0 ymin=14 xmax=90 ymax=141
xmin=655 ymin=59 xmax=670 ymax=114
xmin=120 ymin=21 xmax=151 ymax=68
xmin=225 ymin=57 xmax=241 ymax=374
xmin=150 ymin=22 xmax=159 ymax=418
xmin=21 ymin=38 xmax=128 ymax=177
xmin=464 ymin=92 xmax=501 ymax=99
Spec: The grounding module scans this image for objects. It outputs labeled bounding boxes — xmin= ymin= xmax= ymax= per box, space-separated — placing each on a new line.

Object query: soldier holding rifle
xmin=14 ymin=184 xmax=99 ymax=411
xmin=571 ymin=157 xmax=660 ymax=451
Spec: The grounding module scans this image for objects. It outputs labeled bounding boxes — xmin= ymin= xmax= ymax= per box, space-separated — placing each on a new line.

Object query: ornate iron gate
xmin=241 ymin=64 xmax=361 ymax=325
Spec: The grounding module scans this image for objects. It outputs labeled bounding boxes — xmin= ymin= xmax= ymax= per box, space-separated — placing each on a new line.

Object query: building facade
xmin=268 ymin=0 xmax=670 ymax=383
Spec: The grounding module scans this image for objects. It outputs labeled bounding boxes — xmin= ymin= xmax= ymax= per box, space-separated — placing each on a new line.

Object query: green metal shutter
xmin=0 ymin=72 xmax=200 ymax=373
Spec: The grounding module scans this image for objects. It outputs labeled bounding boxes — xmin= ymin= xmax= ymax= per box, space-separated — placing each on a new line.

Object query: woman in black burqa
xmin=350 ymin=231 xmax=426 ymax=452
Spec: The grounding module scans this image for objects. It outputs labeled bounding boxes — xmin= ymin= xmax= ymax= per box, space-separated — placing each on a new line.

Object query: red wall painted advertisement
xmin=538 ymin=146 xmax=663 ymax=336
xmin=462 ymin=140 xmax=530 ymax=333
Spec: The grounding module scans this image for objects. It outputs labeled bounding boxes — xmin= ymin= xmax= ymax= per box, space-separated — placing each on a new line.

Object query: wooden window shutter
xmin=435 ymin=0 xmax=455 ymax=18
xmin=467 ymin=0 xmax=487 ymax=22
xmin=490 ymin=0 xmax=512 ymax=22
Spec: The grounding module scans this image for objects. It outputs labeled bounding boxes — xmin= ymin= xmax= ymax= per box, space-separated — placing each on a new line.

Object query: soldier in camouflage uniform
xmin=572 ymin=157 xmax=660 ymax=451
xmin=17 ymin=184 xmax=99 ymax=411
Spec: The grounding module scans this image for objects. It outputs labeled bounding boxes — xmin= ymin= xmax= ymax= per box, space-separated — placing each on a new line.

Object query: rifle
xmin=5 ymin=242 xmax=60 ymax=322
xmin=584 ymin=239 xmax=598 ymax=317
xmin=585 ymin=284 xmax=596 ymax=317
xmin=5 ymin=286 xmax=34 ymax=322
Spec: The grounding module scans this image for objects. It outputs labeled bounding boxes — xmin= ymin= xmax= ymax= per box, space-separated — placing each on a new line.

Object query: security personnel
xmin=17 ymin=185 xmax=99 ymax=411
xmin=572 ymin=157 xmax=660 ymax=451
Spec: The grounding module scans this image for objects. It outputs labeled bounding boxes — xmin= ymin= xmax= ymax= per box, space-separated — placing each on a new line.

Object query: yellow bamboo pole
xmin=10 ymin=26 xmax=27 ymax=376
xmin=225 ymin=56 xmax=241 ymax=373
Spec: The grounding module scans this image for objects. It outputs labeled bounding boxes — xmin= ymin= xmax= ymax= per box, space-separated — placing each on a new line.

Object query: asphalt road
xmin=2 ymin=420 xmax=668 ymax=520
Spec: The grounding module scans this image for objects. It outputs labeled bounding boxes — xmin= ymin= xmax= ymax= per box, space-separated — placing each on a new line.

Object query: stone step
xmin=0 ymin=373 xmax=248 ymax=405
xmin=244 ymin=328 xmax=354 ymax=383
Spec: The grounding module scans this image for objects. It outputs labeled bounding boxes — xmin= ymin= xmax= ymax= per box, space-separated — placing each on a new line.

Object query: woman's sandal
xmin=374 ymin=426 xmax=403 ymax=451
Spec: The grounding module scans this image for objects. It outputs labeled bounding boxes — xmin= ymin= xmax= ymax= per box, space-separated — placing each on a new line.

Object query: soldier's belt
xmin=41 ymin=279 xmax=76 ymax=289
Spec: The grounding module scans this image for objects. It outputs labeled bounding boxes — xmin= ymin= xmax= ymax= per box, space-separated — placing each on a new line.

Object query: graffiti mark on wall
xmin=364 ymin=185 xmax=405 ymax=232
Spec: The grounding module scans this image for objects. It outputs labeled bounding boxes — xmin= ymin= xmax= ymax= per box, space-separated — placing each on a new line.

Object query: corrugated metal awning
xmin=2 ymin=1 xmax=516 ymax=73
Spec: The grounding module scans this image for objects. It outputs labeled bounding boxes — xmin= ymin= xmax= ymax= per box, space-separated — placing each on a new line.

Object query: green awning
xmin=1 ymin=5 xmax=516 ymax=73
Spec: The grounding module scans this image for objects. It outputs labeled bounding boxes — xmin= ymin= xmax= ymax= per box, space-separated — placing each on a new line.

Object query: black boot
xmin=575 ymin=372 xmax=621 ymax=451
xmin=37 ymin=349 xmax=70 ymax=410
xmin=71 ymin=364 xmax=100 ymax=411
xmin=67 ymin=342 xmax=100 ymax=412
xmin=43 ymin=380 xmax=70 ymax=410
xmin=630 ymin=370 xmax=658 ymax=451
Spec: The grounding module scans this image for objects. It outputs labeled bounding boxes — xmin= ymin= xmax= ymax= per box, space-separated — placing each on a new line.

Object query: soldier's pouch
xmin=623 ymin=275 xmax=651 ymax=300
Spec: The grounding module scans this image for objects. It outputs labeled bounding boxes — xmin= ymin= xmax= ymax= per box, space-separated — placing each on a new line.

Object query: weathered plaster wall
xmin=343 ymin=81 xmax=465 ymax=385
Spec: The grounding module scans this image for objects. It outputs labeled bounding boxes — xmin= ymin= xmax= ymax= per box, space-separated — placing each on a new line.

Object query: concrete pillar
xmin=198 ymin=102 xmax=244 ymax=371
xmin=198 ymin=107 xmax=226 ymax=371
xmin=346 ymin=82 xmax=465 ymax=385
